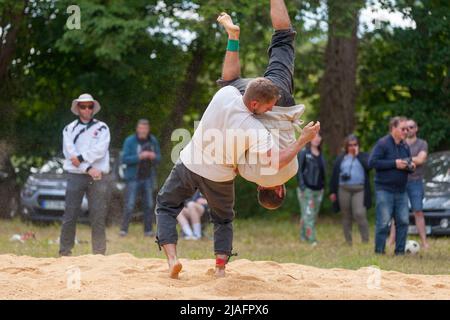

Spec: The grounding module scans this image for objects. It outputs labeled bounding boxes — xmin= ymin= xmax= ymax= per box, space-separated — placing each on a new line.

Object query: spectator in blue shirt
xmin=369 ymin=116 xmax=416 ymax=255
xmin=119 ymin=119 xmax=161 ymax=237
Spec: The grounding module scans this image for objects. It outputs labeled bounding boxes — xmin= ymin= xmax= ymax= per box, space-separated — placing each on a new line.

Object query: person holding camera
xmin=330 ymin=134 xmax=371 ymax=245
xmin=388 ymin=119 xmax=429 ymax=249
xmin=369 ymin=116 xmax=415 ymax=255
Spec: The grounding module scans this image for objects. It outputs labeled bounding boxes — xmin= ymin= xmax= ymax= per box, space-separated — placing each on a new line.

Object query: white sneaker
xmin=183 ymin=235 xmax=200 ymax=240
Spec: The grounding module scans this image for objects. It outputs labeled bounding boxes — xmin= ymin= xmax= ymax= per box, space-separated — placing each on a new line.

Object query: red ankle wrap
xmin=216 ymin=257 xmax=227 ymax=268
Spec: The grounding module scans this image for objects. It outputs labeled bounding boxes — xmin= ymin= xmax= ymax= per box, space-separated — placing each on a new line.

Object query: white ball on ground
xmin=405 ymin=240 xmax=420 ymax=254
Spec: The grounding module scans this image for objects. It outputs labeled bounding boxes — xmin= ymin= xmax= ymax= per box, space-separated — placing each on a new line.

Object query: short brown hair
xmin=243 ymin=77 xmax=280 ymax=104
xmin=137 ymin=119 xmax=150 ymax=126
xmin=257 ymin=185 xmax=286 ymax=210
xmin=389 ymin=116 xmax=407 ymax=131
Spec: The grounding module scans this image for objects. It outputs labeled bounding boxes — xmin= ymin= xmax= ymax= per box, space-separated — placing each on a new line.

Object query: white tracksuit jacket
xmin=62 ymin=118 xmax=111 ymax=174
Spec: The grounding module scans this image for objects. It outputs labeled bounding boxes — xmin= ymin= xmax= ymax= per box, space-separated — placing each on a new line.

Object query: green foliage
xmin=10 ymin=154 xmax=46 ymax=185
xmin=2 ymin=0 xmax=449 ymax=218
xmin=6 ymin=0 xmax=191 ymax=158
xmin=357 ymin=0 xmax=450 ymax=151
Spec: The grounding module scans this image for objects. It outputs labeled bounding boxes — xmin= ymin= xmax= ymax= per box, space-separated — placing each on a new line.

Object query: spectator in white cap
xmin=59 ymin=93 xmax=111 ymax=256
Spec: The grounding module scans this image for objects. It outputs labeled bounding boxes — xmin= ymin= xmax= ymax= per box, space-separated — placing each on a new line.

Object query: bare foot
xmin=217 ymin=12 xmax=240 ymax=39
xmin=168 ymin=260 xmax=182 ymax=279
xmin=215 ymin=267 xmax=226 ymax=278
xmin=422 ymin=242 xmax=430 ymax=250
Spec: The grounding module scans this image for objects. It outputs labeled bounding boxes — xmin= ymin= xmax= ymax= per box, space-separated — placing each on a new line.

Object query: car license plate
xmin=408 ymin=225 xmax=431 ymax=235
xmin=42 ymin=200 xmax=65 ymax=210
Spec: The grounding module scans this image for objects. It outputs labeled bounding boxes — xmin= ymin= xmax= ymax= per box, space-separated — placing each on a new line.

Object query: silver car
xmin=20 ymin=151 xmax=126 ymax=224
xmin=408 ymin=151 xmax=450 ymax=236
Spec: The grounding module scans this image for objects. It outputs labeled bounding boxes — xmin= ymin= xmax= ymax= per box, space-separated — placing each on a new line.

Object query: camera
xmin=402 ymin=158 xmax=415 ymax=173
xmin=341 ymin=173 xmax=351 ymax=181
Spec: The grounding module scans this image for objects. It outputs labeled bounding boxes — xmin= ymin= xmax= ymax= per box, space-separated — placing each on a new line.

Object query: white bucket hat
xmin=71 ymin=93 xmax=101 ymax=116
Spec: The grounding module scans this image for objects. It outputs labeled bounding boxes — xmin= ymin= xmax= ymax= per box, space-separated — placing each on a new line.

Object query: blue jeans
xmin=121 ymin=178 xmax=154 ymax=233
xmin=375 ymin=190 xmax=409 ymax=255
xmin=406 ymin=179 xmax=424 ymax=212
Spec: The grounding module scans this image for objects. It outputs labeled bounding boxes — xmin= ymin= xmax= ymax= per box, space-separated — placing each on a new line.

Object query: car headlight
xmin=22 ymin=184 xmax=38 ymax=198
xmin=443 ymin=200 xmax=450 ymax=210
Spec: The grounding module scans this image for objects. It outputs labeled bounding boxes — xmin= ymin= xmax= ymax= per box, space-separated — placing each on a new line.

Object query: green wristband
xmin=227 ymin=39 xmax=240 ymax=52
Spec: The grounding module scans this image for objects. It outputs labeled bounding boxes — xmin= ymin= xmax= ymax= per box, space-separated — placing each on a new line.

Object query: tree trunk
xmin=0 ymin=1 xmax=28 ymax=142
xmin=318 ymin=0 xmax=363 ymax=156
xmin=0 ymin=1 xmax=28 ymax=89
xmin=160 ymin=41 xmax=206 ymax=153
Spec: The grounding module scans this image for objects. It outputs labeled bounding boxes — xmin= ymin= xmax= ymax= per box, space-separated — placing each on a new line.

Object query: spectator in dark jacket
xmin=388 ymin=119 xmax=429 ymax=249
xmin=296 ymin=133 xmax=325 ymax=245
xmin=330 ymin=134 xmax=371 ymax=245
xmin=369 ymin=116 xmax=415 ymax=255
xmin=119 ymin=119 xmax=161 ymax=237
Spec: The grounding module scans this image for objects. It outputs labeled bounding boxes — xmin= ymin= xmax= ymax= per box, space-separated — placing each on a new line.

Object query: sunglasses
xmin=78 ymin=104 xmax=94 ymax=110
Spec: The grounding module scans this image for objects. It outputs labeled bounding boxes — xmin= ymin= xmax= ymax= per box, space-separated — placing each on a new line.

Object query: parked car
xmin=20 ymin=150 xmax=129 ymax=225
xmin=408 ymin=151 xmax=450 ymax=236
xmin=0 ymin=154 xmax=20 ymax=219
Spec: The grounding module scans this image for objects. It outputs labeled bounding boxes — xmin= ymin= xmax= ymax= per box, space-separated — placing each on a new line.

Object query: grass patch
xmin=1 ymin=214 xmax=449 ymax=275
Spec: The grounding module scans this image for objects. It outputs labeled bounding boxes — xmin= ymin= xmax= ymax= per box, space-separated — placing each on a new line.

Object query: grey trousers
xmin=156 ymin=160 xmax=235 ymax=255
xmin=338 ymin=184 xmax=369 ymax=244
xmin=59 ymin=173 xmax=108 ymax=255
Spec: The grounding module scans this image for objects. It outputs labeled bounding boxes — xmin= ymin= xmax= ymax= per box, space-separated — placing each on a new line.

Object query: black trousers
xmin=217 ymin=28 xmax=297 ymax=107
xmin=155 ymin=160 xmax=235 ymax=255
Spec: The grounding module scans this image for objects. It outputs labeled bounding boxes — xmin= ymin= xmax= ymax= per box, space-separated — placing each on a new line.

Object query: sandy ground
xmin=0 ymin=253 xmax=449 ymax=300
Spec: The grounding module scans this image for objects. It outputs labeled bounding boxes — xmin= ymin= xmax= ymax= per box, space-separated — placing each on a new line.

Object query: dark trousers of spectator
xmin=374 ymin=189 xmax=409 ymax=255
xmin=59 ymin=173 xmax=108 ymax=256
xmin=339 ymin=185 xmax=369 ymax=244
xmin=121 ymin=177 xmax=154 ymax=233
